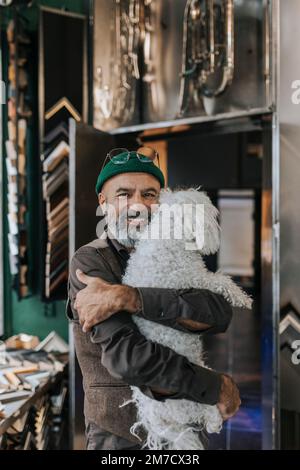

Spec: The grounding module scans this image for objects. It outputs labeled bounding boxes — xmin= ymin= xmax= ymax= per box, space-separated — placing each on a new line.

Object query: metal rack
xmin=38 ymin=6 xmax=88 ymax=301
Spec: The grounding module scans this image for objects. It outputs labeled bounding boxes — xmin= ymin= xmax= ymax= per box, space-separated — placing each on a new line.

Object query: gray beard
xmin=114 ymin=223 xmax=143 ymax=249
xmin=115 ymin=236 xmax=136 ymax=249
xmin=105 ymin=219 xmax=146 ymax=249
xmin=106 ymin=209 xmax=150 ymax=250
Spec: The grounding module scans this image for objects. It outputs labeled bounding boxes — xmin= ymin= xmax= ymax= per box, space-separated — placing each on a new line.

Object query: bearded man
xmin=66 ymin=148 xmax=240 ymax=450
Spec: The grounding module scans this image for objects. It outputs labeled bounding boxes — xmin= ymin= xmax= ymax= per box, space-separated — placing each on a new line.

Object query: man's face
xmin=98 ymin=172 xmax=161 ymax=248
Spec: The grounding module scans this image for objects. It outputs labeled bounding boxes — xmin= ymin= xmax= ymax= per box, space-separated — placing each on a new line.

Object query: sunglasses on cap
xmin=100 ymin=146 xmax=160 ymax=172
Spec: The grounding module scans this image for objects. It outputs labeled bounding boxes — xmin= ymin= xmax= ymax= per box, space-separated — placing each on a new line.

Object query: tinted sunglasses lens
xmin=108 ymin=148 xmax=129 ymax=164
xmin=136 ymin=146 xmax=158 ymax=163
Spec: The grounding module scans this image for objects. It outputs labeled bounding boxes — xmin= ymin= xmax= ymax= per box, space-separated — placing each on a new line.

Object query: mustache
xmin=120 ymin=209 xmax=151 ymax=223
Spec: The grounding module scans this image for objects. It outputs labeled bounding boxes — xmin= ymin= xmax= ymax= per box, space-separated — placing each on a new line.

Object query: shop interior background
xmin=0 ymin=0 xmax=299 ymax=451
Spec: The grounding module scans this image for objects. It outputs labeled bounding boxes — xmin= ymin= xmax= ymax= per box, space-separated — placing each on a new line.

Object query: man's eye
xmin=117 ymin=193 xmax=129 ymax=198
xmin=143 ymin=193 xmax=156 ymax=199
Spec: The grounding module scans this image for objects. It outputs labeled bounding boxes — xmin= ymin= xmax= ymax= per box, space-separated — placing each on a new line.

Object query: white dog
xmin=120 ymin=187 xmax=252 ymax=450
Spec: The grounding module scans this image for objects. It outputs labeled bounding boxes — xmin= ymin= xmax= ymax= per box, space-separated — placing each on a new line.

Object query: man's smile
xmin=127 ymin=217 xmax=148 ymax=226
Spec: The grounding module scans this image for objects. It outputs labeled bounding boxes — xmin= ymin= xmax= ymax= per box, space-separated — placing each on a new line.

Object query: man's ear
xmin=98 ymin=192 xmax=105 ymax=205
xmin=98 ymin=193 xmax=107 ymax=214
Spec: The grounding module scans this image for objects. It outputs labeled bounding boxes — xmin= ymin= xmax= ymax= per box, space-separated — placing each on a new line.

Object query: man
xmin=66 ymin=149 xmax=241 ymax=450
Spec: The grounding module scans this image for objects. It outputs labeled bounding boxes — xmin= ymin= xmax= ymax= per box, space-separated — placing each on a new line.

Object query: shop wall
xmin=1 ymin=0 xmax=88 ymax=342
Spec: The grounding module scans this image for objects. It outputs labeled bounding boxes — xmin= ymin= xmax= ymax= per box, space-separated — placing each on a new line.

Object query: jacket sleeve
xmin=67 ymin=246 xmax=222 ymax=406
xmin=135 ymin=286 xmax=233 ymax=335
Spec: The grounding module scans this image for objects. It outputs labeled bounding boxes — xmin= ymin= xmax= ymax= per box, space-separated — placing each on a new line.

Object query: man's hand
xmin=176 ymin=318 xmax=212 ymax=332
xmin=217 ymin=374 xmax=241 ymax=421
xmin=74 ymin=270 xmax=141 ymax=333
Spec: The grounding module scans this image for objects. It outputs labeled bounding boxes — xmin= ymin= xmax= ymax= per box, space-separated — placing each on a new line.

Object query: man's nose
xmin=128 ymin=201 xmax=148 ymax=219
xmin=129 ymin=193 xmax=144 ymax=206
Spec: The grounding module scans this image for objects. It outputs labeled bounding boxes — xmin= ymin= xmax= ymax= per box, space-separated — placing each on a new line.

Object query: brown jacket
xmin=66 ymin=237 xmax=233 ymax=444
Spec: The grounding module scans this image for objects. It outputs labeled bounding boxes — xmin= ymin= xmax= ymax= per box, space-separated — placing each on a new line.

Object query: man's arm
xmin=68 ymin=247 xmax=222 ymax=406
xmin=75 ymin=272 xmax=233 ymax=335
xmin=135 ymin=286 xmax=233 ymax=334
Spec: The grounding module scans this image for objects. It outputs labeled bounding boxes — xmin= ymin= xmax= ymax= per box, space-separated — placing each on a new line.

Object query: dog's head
xmin=153 ymin=187 xmax=220 ymax=255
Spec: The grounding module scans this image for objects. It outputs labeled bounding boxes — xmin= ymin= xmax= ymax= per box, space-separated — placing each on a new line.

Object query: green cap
xmin=95 ymin=152 xmax=165 ymax=194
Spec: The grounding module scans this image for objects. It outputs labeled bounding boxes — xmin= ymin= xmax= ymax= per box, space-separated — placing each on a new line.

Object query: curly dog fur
xmin=120 ymin=188 xmax=252 ymax=450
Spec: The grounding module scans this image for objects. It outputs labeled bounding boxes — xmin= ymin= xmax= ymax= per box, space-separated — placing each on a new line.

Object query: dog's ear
xmin=158 ymin=187 xmax=171 ymax=201
xmin=158 ymin=188 xmax=220 ymax=254
xmin=182 ymin=188 xmax=220 ymax=254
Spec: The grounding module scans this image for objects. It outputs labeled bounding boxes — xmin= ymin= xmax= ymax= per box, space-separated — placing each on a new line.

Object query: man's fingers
xmin=76 ymin=269 xmax=94 ymax=285
xmin=226 ymin=400 xmax=241 ymax=417
xmin=76 ymin=269 xmax=110 ymax=287
xmin=82 ymin=321 xmax=92 ymax=333
xmin=74 ymin=297 xmax=85 ymax=324
xmin=220 ymin=407 xmax=240 ymax=421
xmin=222 ymin=414 xmax=233 ymax=422
xmin=78 ymin=312 xmax=84 ymax=324
xmin=74 ymin=292 xmax=83 ymax=310
xmin=74 ymin=298 xmax=83 ymax=318
xmin=82 ymin=313 xmax=102 ymax=332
